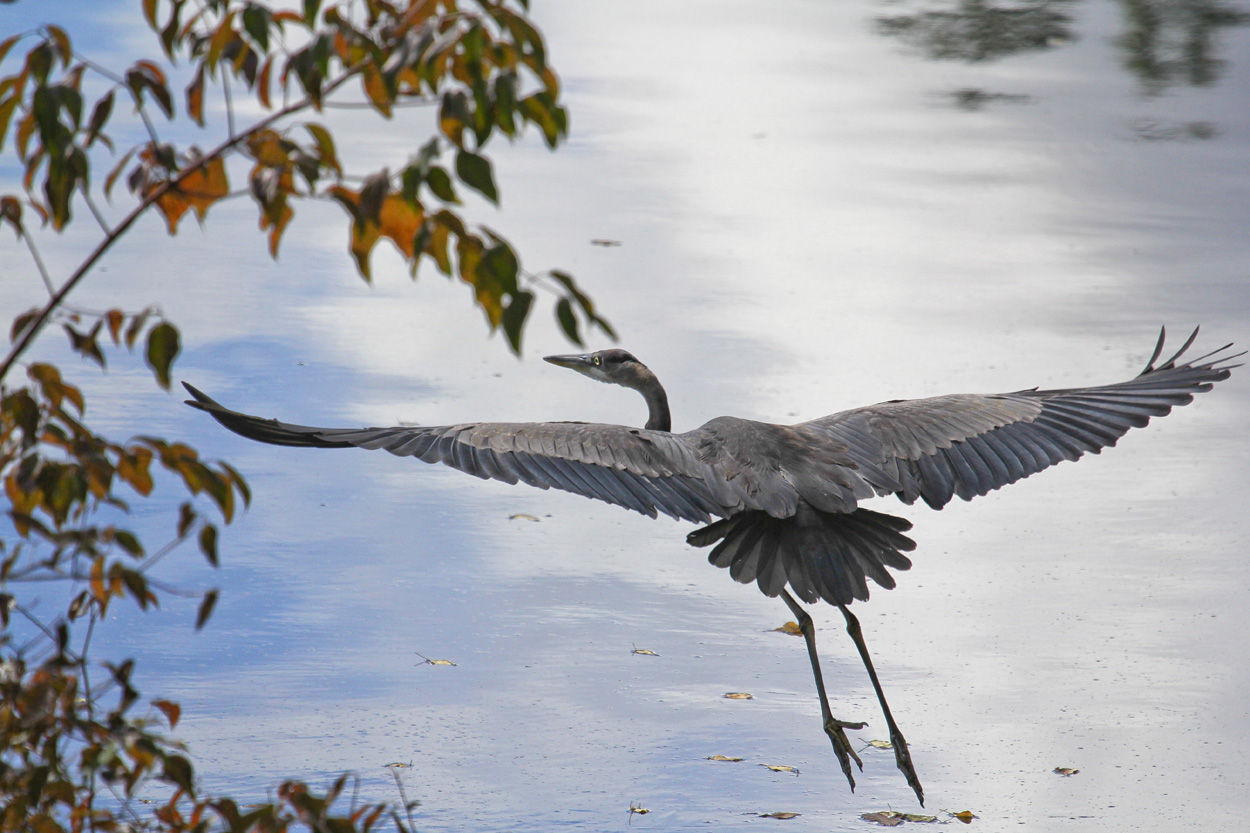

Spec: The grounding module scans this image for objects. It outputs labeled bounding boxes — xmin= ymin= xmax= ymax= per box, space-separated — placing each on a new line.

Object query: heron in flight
xmin=184 ymin=328 xmax=1238 ymax=804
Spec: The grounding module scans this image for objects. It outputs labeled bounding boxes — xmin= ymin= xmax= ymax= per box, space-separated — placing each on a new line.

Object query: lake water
xmin=4 ymin=0 xmax=1249 ymax=830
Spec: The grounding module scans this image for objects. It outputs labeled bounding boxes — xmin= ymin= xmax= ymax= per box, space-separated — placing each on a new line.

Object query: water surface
xmin=4 ymin=0 xmax=1249 ymax=830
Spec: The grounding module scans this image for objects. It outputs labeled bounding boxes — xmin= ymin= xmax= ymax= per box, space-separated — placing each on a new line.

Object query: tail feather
xmin=687 ymin=504 xmax=916 ymax=607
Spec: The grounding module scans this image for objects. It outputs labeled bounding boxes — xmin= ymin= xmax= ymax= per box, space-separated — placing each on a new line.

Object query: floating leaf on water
xmin=759 ymin=764 xmax=799 ymax=775
xmin=771 ymin=621 xmax=803 ymax=636
xmin=627 ymin=802 xmax=649 ymax=825
xmin=706 ymin=755 xmax=744 ymax=762
xmin=723 ymin=692 xmax=753 ymax=699
xmin=383 ymin=761 xmax=412 ymax=768
xmin=861 ymin=812 xmax=904 ymax=827
xmin=759 ymin=811 xmax=801 ymax=819
xmin=415 ymin=652 xmax=457 ymax=666
xmin=631 ymin=646 xmax=659 ymax=656
xmin=509 ymin=513 xmax=540 ymax=521
xmin=949 ymin=810 xmax=978 ymax=824
xmin=863 ymin=739 xmax=893 ymax=749
xmin=1053 ymin=767 xmax=1079 ymax=776
xmin=897 ymin=813 xmax=939 ymax=823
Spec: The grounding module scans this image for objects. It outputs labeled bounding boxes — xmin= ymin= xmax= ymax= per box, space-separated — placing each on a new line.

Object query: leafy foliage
xmin=0 ymin=1 xmax=605 ymax=829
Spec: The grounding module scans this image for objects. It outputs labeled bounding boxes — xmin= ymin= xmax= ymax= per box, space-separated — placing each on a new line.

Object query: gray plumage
xmin=183 ymin=331 xmax=1238 ymax=609
xmin=183 ymin=330 xmax=1240 ymax=803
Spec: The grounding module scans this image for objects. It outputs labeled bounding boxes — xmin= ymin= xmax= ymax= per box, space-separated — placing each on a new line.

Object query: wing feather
xmin=183 ymin=384 xmax=723 ymax=523
xmin=808 ymin=328 xmax=1240 ymax=510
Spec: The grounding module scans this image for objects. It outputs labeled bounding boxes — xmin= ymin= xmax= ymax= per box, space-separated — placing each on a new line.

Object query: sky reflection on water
xmin=4 ymin=0 xmax=1250 ymax=830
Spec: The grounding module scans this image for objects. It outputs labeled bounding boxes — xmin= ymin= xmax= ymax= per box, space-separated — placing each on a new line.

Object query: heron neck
xmin=633 ymin=369 xmax=671 ymax=432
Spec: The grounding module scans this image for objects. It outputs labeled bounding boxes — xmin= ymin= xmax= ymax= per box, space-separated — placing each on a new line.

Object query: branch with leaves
xmin=1 ymin=1 xmax=605 ymax=830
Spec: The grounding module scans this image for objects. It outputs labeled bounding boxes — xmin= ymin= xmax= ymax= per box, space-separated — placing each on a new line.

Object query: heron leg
xmin=837 ymin=603 xmax=924 ymax=806
xmin=779 ymin=589 xmax=864 ymax=791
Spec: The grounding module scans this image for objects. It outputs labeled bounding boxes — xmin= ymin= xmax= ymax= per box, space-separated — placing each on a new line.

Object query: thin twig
xmin=21 ymin=232 xmax=57 ymax=296
xmin=81 ymin=190 xmax=115 ymax=236
xmin=78 ymin=613 xmax=97 ymax=718
xmin=223 ymin=74 xmax=236 ymax=140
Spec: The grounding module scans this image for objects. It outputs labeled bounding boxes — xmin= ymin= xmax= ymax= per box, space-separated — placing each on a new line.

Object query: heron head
xmin=544 ymin=349 xmax=648 ymax=387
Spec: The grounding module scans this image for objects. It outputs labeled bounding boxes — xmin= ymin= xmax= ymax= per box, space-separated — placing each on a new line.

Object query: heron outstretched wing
xmin=808 ymin=328 xmax=1242 ymax=509
xmin=183 ymin=383 xmax=734 ymax=523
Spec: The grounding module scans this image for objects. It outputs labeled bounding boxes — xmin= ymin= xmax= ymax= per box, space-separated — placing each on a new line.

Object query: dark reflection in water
xmin=944 ymin=87 xmax=1034 ymax=109
xmin=877 ymin=0 xmax=1250 ymax=97
xmin=1115 ymin=0 xmax=1250 ymax=94
xmin=1129 ymin=117 xmax=1219 ymax=140
xmin=876 ymin=0 xmax=1075 ymax=62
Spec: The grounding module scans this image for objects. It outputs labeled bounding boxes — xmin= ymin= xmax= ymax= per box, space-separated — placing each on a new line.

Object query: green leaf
xmin=455 ymin=150 xmax=497 ymax=204
xmin=242 ymin=5 xmax=271 ymax=52
xmin=145 ymin=322 xmax=180 ymax=389
xmin=501 ymin=290 xmax=534 ymax=354
xmin=478 ymin=242 xmax=518 ymax=294
xmin=85 ymin=90 xmax=114 ymax=146
xmin=162 ymin=754 xmax=195 ymax=793
xmin=196 ymin=589 xmax=218 ymax=630
xmin=10 ymin=307 xmax=40 ymax=342
xmin=199 ymin=524 xmax=219 ymax=568
xmin=0 ymin=95 xmax=20 ymax=152
xmin=177 ymin=502 xmax=197 ymax=537
xmin=556 ymin=297 xmax=581 ymax=345
xmin=114 ymin=529 xmax=144 ymax=557
xmin=426 ymin=165 xmax=458 ymax=203
xmin=304 ymin=122 xmax=339 ymax=175
xmin=494 ymin=72 xmax=517 ymax=136
xmin=219 ymin=461 xmax=252 ymax=508
xmin=303 ymin=0 xmax=323 ymax=25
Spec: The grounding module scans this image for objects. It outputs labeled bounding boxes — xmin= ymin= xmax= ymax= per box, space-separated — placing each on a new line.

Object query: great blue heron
xmin=184 ymin=328 xmax=1238 ymax=804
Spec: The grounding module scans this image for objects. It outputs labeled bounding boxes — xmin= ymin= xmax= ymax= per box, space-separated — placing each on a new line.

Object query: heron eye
xmin=593 ymin=356 xmax=601 ymax=366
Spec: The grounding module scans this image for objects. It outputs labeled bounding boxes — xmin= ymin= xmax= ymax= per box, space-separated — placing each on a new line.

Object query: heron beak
xmin=544 ymin=353 xmax=595 ymax=370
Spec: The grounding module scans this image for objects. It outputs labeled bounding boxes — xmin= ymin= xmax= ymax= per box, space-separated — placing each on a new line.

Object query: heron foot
xmin=822 ymin=713 xmax=865 ymax=791
xmin=838 ymin=603 xmax=925 ymax=806
xmin=886 ymin=724 xmax=923 ymax=805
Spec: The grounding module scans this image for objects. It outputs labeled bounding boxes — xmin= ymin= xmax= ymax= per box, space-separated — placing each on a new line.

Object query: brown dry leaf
xmin=950 ymin=810 xmax=978 ymax=824
xmin=897 ymin=813 xmax=939 ymax=823
xmin=861 ymin=812 xmax=904 ymax=827
xmin=415 ymin=652 xmax=457 ymax=667
xmin=772 ymin=621 xmax=803 ymax=636
xmin=1053 ymin=767 xmax=1079 ymax=776
xmin=631 ymin=647 xmax=659 ymax=656
xmin=383 ymin=761 xmax=411 ymax=768
xmin=509 ymin=513 xmax=539 ymax=521
xmin=180 ymin=157 xmax=229 ymax=221
xmin=759 ymin=764 xmax=799 ymax=775
xmin=378 ymin=194 xmax=421 ymax=258
xmin=759 ymin=812 xmax=800 ymax=819
xmin=723 ymin=692 xmax=753 ymax=700
xmin=246 ymin=128 xmax=288 ymax=166
xmin=706 ymin=755 xmax=744 ymax=762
